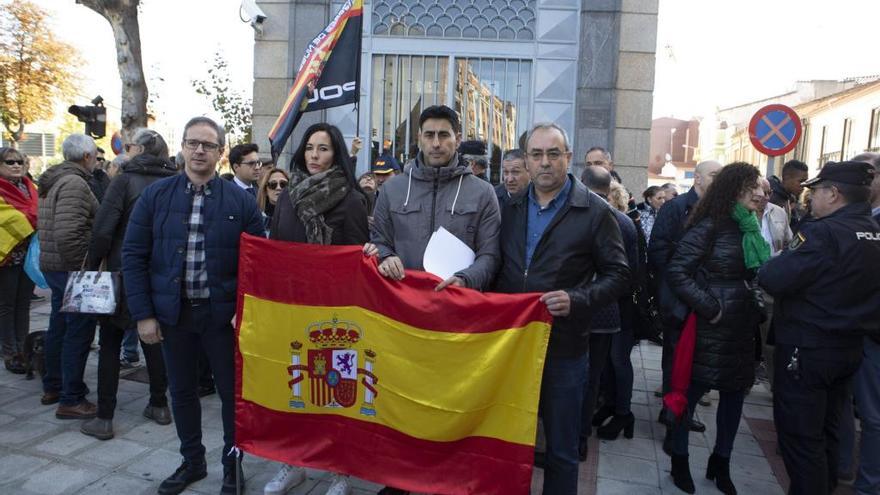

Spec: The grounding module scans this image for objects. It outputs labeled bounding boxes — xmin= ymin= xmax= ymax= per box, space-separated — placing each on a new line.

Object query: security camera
xmin=240 ymin=0 xmax=267 ymax=30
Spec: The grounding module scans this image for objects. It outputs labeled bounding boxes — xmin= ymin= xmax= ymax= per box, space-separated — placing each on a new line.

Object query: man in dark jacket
xmin=648 ymin=160 xmax=721 ymax=442
xmin=81 ymin=128 xmax=178 ymax=441
xmin=494 ymin=123 xmax=630 ymax=494
xmin=88 ymin=146 xmax=111 ymax=202
xmin=759 ymin=161 xmax=880 ymax=495
xmin=37 ymin=134 xmax=100 ymax=418
xmin=578 ymin=166 xmax=639 ymax=456
xmin=769 ymin=159 xmax=808 ymax=229
xmin=495 ymin=148 xmax=529 ymax=209
xmin=123 ymin=117 xmax=264 ymax=495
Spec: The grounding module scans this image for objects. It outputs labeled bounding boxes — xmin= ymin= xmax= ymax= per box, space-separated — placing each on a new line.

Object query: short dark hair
xmin=643 ymin=185 xmax=662 ymax=201
xmin=419 ymin=105 xmax=460 ymax=134
xmin=96 ymin=146 xmax=105 ymax=154
xmin=502 ymin=149 xmax=525 ymax=162
xmin=229 ymin=143 xmax=259 ymax=169
xmin=828 ymin=181 xmax=871 ymax=204
xmin=183 ymin=116 xmax=226 ymax=149
xmin=586 ymin=146 xmax=612 ymax=161
xmin=782 ymin=160 xmax=808 ymax=178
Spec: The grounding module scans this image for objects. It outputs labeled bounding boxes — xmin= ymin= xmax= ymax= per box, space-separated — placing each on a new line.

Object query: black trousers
xmin=161 ymin=300 xmax=238 ymax=468
xmin=661 ymin=316 xmax=684 ymax=394
xmin=97 ymin=321 xmax=168 ymax=419
xmin=774 ymin=343 xmax=863 ymax=495
xmin=0 ymin=264 xmax=34 ymax=359
xmin=580 ymin=333 xmax=612 ymax=437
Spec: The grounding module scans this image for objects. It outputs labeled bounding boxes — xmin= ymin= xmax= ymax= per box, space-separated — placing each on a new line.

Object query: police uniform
xmin=758 ymin=161 xmax=880 ymax=495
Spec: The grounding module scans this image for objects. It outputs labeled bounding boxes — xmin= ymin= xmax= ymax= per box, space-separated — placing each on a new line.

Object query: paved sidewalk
xmin=0 ymin=294 xmax=850 ymax=494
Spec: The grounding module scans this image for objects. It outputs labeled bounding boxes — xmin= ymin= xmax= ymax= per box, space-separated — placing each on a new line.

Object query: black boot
xmin=596 ymin=412 xmax=635 ymax=440
xmin=591 ymin=404 xmax=615 ymax=427
xmin=706 ymin=453 xmax=737 ymax=494
xmin=670 ymin=454 xmax=695 ymax=494
xmin=158 ymin=460 xmax=207 ymax=495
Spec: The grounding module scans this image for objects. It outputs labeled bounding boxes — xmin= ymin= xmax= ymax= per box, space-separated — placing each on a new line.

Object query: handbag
xmin=59 ymin=258 xmax=121 ymax=315
xmin=663 ymin=312 xmax=698 ymax=420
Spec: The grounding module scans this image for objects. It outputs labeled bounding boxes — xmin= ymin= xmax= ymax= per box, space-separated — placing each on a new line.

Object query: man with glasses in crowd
xmin=88 ymin=146 xmax=111 ymax=202
xmin=494 ymin=123 xmax=629 ymax=494
xmin=228 ymin=143 xmax=262 ymax=195
xmin=123 ymin=117 xmax=265 ymax=495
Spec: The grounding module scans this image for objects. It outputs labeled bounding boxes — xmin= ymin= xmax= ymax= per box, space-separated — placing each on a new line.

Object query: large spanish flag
xmin=235 ymin=234 xmax=552 ymax=494
xmin=0 ymin=177 xmax=38 ymax=262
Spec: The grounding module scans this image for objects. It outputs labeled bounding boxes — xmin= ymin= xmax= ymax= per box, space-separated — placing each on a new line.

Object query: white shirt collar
xmin=233 ymin=175 xmax=253 ymax=190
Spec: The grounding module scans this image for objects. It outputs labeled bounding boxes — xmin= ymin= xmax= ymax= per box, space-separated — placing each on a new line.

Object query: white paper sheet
xmin=422 ymin=227 xmax=475 ymax=281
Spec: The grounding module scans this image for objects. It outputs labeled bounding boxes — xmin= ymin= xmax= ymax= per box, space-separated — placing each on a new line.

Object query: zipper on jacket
xmin=522 ymin=268 xmax=528 ymax=292
xmin=430 ymin=176 xmax=438 ymax=233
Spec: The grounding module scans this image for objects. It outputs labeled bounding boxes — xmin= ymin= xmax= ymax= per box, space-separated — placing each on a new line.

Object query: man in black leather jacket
xmin=759 ymin=161 xmax=880 ymax=495
xmin=494 ymin=123 xmax=629 ymax=495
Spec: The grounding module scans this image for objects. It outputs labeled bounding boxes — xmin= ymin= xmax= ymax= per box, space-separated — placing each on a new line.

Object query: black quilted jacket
xmin=667 ymin=216 xmax=760 ymax=391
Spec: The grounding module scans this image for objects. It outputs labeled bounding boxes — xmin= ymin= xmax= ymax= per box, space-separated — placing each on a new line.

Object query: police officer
xmin=758 ymin=160 xmax=880 ymax=495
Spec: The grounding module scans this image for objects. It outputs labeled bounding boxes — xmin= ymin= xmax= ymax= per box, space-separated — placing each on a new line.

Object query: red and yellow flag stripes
xmin=235 ymin=234 xmax=552 ymax=495
xmin=0 ymin=177 xmax=38 ymax=261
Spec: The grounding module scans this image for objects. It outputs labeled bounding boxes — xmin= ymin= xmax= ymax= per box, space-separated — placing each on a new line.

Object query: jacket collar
xmin=410 ymin=152 xmax=471 ymax=182
xmin=510 ymin=174 xmax=594 ymax=208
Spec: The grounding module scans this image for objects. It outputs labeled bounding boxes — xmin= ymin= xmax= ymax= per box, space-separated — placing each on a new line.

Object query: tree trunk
xmin=77 ymin=0 xmax=147 ymax=141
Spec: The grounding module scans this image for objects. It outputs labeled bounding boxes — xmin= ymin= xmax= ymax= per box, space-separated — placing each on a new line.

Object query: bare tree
xmin=76 ymin=0 xmax=147 ymax=139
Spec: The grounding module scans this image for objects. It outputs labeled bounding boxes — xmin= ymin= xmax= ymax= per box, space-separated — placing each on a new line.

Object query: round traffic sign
xmin=748 ymin=104 xmax=802 ymax=157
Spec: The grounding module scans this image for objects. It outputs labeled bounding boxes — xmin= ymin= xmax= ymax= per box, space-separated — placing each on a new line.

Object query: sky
xmin=653 ymin=0 xmax=880 ymax=120
xmin=14 ymin=0 xmax=880 ymax=139
xmin=23 ymin=0 xmax=256 ymax=142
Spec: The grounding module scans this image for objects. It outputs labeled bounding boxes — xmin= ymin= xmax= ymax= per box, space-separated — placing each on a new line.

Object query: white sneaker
xmin=264 ymin=464 xmax=305 ymax=495
xmin=325 ymin=474 xmax=352 ymax=495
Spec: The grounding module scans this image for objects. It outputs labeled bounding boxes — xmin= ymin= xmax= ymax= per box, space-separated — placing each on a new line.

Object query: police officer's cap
xmin=801 ymin=161 xmax=874 ymax=188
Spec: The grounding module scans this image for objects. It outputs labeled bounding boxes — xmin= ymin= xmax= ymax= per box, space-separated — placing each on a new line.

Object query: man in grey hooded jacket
xmin=365 ymin=105 xmax=500 ymax=291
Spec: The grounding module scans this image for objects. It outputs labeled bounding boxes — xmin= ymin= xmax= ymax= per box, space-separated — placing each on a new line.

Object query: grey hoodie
xmin=370 ymin=152 xmax=500 ymax=290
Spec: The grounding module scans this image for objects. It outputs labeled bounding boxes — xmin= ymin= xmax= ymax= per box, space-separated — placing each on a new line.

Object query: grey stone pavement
xmin=0 ymin=291 xmax=854 ymax=494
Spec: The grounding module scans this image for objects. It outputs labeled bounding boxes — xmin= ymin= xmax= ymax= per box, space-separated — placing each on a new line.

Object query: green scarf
xmin=731 ymin=202 xmax=771 ymax=269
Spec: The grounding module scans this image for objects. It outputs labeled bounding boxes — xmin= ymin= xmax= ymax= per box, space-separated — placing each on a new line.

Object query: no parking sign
xmin=748 ymin=104 xmax=802 ymax=157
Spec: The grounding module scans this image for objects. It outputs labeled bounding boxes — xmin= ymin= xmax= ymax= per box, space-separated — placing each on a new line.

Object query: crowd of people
xmin=0 ymin=104 xmax=878 ymax=495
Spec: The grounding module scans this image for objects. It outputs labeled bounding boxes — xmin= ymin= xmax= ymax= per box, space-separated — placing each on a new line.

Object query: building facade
xmin=703 ymin=77 xmax=880 ymax=177
xmin=251 ymin=0 xmax=658 ymax=190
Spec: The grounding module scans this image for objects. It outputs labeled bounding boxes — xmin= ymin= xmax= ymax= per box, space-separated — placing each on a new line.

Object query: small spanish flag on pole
xmin=268 ymin=0 xmax=363 ymax=159
xmin=234 ymin=234 xmax=553 ymax=494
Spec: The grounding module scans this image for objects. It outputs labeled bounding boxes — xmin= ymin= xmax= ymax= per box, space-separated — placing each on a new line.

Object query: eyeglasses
xmin=183 ymin=139 xmax=221 ymax=152
xmin=96 ymin=157 xmax=106 ymax=163
xmin=267 ymin=180 xmax=288 ymax=190
xmin=2 ymin=159 xmax=24 ymax=166
xmin=240 ymin=160 xmax=263 ymax=168
xmin=527 ymin=150 xmax=567 ymax=162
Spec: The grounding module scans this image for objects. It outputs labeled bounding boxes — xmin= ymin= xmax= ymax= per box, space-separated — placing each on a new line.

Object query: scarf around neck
xmin=288 ymin=166 xmax=349 ymax=245
xmin=731 ymin=202 xmax=770 ymax=269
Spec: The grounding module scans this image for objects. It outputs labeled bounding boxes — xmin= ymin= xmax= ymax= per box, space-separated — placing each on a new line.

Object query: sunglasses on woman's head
xmin=267 ymin=180 xmax=288 ymax=190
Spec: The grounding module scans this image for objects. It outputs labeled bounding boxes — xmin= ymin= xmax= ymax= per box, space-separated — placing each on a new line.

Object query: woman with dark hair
xmin=0 ymin=147 xmax=38 ymax=374
xmin=665 ymin=162 xmax=770 ymax=494
xmin=79 ymin=128 xmax=177 ymax=441
xmin=637 ymin=185 xmax=666 ymax=242
xmin=266 ymin=123 xmax=368 ymax=495
xmin=270 ymin=123 xmax=368 ymax=245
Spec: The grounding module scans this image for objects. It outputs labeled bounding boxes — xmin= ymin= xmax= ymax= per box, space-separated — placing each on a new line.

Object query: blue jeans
xmin=540 ymin=352 xmax=589 ymax=495
xmin=43 ymin=271 xmax=97 ymax=406
xmin=161 ymin=300 xmax=237 ymax=468
xmin=121 ymin=327 xmax=139 ymax=362
xmin=843 ymin=339 xmax=880 ymax=495
xmin=672 ymin=382 xmax=745 ymax=458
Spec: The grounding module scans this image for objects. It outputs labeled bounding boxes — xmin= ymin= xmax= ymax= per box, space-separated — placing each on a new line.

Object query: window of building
xmin=796 ymin=119 xmax=809 ymax=162
xmin=869 ymin=107 xmax=880 ymax=151
xmin=841 ymin=118 xmax=853 ymax=160
xmin=368 ymin=54 xmax=532 ymax=180
xmin=372 ymin=0 xmax=537 ymax=41
xmin=2 ymin=133 xmax=56 ymax=157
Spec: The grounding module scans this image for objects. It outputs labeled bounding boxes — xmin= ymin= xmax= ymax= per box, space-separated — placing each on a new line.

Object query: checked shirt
xmin=184 ymin=181 xmax=210 ymax=299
